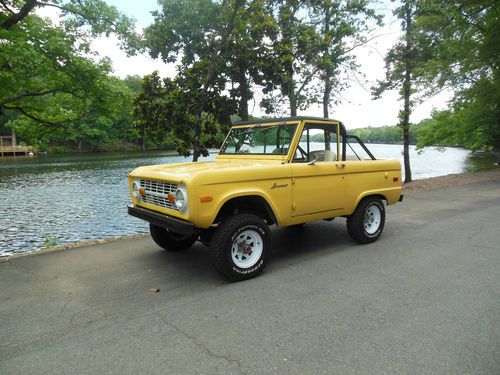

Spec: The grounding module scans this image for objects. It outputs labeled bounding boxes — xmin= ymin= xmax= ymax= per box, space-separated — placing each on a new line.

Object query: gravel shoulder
xmin=403 ymin=168 xmax=500 ymax=193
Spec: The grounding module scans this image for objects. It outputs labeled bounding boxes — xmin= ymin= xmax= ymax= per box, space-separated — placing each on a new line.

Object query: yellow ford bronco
xmin=128 ymin=117 xmax=403 ymax=281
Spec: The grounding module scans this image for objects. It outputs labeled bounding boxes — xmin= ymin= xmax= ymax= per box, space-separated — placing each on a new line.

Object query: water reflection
xmin=0 ymin=146 xmax=496 ymax=256
xmin=462 ymin=151 xmax=498 ymax=173
xmin=0 ymin=151 xmax=215 ymax=256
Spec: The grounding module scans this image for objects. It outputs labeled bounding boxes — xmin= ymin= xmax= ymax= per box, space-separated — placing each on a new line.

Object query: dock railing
xmin=0 ymin=136 xmax=33 ymax=157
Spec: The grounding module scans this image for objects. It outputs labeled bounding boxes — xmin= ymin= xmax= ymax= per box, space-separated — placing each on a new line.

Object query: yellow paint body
xmin=128 ymin=119 xmax=402 ymax=229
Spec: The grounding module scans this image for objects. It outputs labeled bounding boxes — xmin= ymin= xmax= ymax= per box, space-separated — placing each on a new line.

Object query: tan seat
xmin=310 ymin=150 xmax=336 ymax=162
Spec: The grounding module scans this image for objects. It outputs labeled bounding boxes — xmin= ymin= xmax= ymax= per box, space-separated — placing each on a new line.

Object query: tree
xmin=0 ymin=0 xmax=140 ymax=49
xmin=0 ymin=1 xmax=140 ymax=128
xmin=351 ymin=124 xmax=419 ymax=144
xmin=309 ymin=0 xmax=382 ymax=118
xmin=10 ymin=71 xmax=140 ymax=152
xmin=144 ymin=0 xmax=243 ymax=161
xmin=259 ymin=0 xmax=381 ymax=118
xmin=65 ymin=75 xmax=138 ymax=152
xmin=226 ymin=0 xmax=277 ymax=120
xmin=132 ymin=72 xmax=166 ymax=152
xmin=133 ymin=71 xmax=234 ymax=157
xmin=414 ymin=0 xmax=500 ymax=162
xmin=372 ymin=0 xmax=432 ymax=183
xmin=259 ymin=0 xmax=321 ymax=116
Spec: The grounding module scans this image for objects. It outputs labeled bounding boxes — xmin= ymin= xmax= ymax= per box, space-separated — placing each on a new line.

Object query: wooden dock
xmin=0 ymin=135 xmax=33 ymax=157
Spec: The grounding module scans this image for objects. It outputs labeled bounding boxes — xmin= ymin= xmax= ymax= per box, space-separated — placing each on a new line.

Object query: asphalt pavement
xmin=1 ymin=179 xmax=499 ymax=374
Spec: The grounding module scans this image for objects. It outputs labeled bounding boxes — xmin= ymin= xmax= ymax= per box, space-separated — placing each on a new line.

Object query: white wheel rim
xmin=231 ymin=230 xmax=263 ymax=269
xmin=364 ymin=205 xmax=381 ymax=235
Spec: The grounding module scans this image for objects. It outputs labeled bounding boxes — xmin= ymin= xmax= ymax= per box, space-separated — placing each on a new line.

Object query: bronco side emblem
xmin=270 ymin=182 xmax=288 ymax=189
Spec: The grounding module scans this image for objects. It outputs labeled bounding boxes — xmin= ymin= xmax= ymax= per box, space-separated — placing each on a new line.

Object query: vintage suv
xmin=128 ymin=117 xmax=403 ymax=281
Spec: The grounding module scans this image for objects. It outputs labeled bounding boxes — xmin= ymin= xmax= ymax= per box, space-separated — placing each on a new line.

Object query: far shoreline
xmin=1 ymin=168 xmax=498 ymax=261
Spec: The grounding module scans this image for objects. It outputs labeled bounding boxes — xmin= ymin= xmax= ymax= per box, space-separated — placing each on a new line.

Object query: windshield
xmin=220 ymin=123 xmax=298 ymax=155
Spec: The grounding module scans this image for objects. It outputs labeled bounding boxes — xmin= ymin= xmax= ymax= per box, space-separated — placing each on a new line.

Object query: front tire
xmin=210 ymin=214 xmax=270 ymax=281
xmin=149 ymin=224 xmax=197 ymax=251
xmin=347 ymin=197 xmax=385 ymax=244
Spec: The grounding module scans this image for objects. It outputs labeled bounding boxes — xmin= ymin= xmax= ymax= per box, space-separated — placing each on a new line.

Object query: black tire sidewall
xmin=347 ymin=197 xmax=385 ymax=244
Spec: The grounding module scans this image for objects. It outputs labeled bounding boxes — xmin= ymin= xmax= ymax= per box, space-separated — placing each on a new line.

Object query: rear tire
xmin=210 ymin=214 xmax=270 ymax=281
xmin=347 ymin=197 xmax=385 ymax=244
xmin=149 ymin=224 xmax=197 ymax=251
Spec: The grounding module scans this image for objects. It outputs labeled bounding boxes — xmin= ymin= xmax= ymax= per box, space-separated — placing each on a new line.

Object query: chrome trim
xmin=139 ymin=179 xmax=180 ymax=211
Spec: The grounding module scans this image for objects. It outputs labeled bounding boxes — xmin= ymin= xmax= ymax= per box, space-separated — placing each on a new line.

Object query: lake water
xmin=0 ymin=145 xmax=496 ymax=256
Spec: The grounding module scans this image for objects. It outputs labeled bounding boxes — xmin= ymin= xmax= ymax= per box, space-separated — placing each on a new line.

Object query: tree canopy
xmin=140 ymin=0 xmax=384 ymax=160
xmin=371 ymin=0 xmax=432 ymax=183
xmin=1 ymin=0 xmax=498 ymax=163
xmin=414 ymin=0 xmax=500 ymax=160
xmin=0 ymin=0 xmax=143 ymax=150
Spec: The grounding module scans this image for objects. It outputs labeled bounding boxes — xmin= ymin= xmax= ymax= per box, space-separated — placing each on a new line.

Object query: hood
xmin=129 ymin=159 xmax=288 ymax=185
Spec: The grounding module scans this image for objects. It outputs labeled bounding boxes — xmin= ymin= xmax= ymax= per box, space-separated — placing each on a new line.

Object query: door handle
xmin=336 ymin=163 xmax=346 ymax=168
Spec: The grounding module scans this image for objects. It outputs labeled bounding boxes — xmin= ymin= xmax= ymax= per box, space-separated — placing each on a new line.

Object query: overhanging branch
xmin=1 ymin=0 xmax=37 ymax=29
xmin=295 ymin=67 xmax=320 ymax=97
xmin=35 ymin=1 xmax=89 ymax=20
xmin=3 ymin=105 xmax=69 ymax=126
xmin=0 ymin=0 xmax=15 ymax=14
xmin=0 ymin=87 xmax=82 ymax=106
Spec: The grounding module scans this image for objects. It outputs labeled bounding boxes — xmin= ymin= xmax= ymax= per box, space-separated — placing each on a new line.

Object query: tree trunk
xmin=289 ymin=88 xmax=297 ymax=117
xmin=322 ymin=7 xmax=331 ymax=119
xmin=402 ymin=124 xmax=411 ymax=182
xmin=496 ymin=114 xmax=500 ymax=164
xmin=77 ymin=139 xmax=82 ymax=153
xmin=402 ymin=2 xmax=413 ymax=183
xmin=323 ymin=67 xmax=331 ymax=119
xmin=237 ymin=64 xmax=250 ymax=121
xmin=323 ymin=83 xmax=330 ymax=118
xmin=192 ymin=113 xmax=202 ymax=162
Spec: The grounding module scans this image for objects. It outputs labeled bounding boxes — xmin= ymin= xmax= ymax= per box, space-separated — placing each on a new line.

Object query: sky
xmin=38 ymin=0 xmax=452 ymax=130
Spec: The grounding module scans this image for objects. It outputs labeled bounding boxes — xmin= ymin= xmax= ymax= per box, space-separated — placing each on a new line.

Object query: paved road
xmin=1 ymin=180 xmax=499 ymax=374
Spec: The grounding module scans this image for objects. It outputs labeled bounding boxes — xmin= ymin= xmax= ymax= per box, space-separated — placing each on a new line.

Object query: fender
xmin=210 ymin=190 xmax=281 ymax=226
xmin=351 ymin=187 xmax=401 ymax=214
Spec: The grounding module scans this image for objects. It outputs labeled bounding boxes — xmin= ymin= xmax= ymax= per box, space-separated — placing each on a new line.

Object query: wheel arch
xmin=213 ymin=193 xmax=279 ymax=225
xmin=352 ymin=192 xmax=387 ymax=213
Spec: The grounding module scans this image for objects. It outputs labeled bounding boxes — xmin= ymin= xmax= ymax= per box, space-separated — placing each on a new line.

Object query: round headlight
xmin=174 ymin=189 xmax=185 ymax=210
xmin=132 ymin=181 xmax=141 ymax=200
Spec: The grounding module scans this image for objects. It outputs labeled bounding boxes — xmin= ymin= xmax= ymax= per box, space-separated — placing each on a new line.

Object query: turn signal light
xmin=200 ymin=195 xmax=213 ymax=202
xmin=393 ymin=177 xmax=399 ymax=182
xmin=139 ymin=188 xmax=145 ymax=196
xmin=167 ymin=193 xmax=175 ymax=202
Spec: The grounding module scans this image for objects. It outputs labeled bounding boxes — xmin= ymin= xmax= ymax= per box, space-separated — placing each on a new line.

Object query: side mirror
xmin=307 ymin=158 xmax=317 ymax=165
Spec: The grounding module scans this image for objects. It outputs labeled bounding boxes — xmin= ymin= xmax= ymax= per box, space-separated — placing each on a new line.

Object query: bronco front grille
xmin=139 ymin=179 xmax=179 ymax=211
